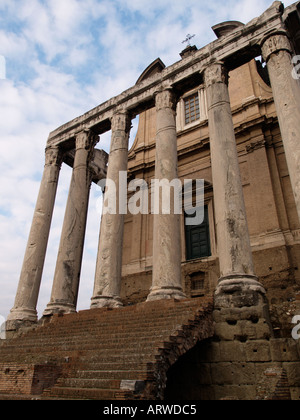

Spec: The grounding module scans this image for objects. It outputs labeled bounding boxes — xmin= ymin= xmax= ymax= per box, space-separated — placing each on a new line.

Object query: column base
xmin=6 ymin=308 xmax=38 ymax=333
xmin=214 ymin=275 xmax=273 ymax=340
xmin=214 ymin=274 xmax=267 ymax=309
xmin=90 ymin=295 xmax=123 ymax=309
xmin=147 ymin=286 xmax=186 ymax=302
xmin=43 ymin=301 xmax=76 ymax=317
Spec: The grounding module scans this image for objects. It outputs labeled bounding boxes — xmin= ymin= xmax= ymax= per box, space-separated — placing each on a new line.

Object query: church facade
xmin=121 ymin=52 xmax=300 ymax=335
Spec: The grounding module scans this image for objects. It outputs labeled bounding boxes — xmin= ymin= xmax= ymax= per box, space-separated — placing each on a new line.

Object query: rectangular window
xmin=185 ymin=205 xmax=211 ymax=261
xmin=184 ymin=93 xmax=200 ymax=125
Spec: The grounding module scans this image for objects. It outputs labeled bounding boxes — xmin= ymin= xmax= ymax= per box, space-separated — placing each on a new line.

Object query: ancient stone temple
xmin=1 ymin=1 xmax=300 ymax=400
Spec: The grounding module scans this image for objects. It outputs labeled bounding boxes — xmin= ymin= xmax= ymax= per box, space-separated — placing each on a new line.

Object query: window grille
xmin=184 ymin=93 xmax=200 ymax=125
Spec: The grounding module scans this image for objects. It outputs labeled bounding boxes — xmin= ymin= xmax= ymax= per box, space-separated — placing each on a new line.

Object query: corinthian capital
xmin=155 ymin=88 xmax=177 ymax=112
xmin=111 ymin=111 xmax=131 ymax=134
xmin=45 ymin=146 xmax=63 ymax=168
xmin=76 ymin=129 xmax=99 ymax=151
xmin=204 ymin=62 xmax=229 ymax=88
xmin=261 ymin=32 xmax=292 ymax=62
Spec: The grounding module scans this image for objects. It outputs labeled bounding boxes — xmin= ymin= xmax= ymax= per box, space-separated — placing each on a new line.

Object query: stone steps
xmin=58 ymin=378 xmax=121 ymax=390
xmin=44 ymin=386 xmax=119 ymax=400
xmin=5 ymin=328 xmax=180 ymax=346
xmin=0 ymin=339 xmax=173 ymax=354
xmin=75 ymin=370 xmax=150 ymax=380
xmin=0 ymin=297 xmax=214 ymax=400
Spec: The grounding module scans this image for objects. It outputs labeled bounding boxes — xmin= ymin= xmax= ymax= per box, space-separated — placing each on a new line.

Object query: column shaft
xmin=262 ymin=32 xmax=300 ymax=222
xmin=91 ymin=111 xmax=131 ymax=308
xmin=204 ymin=63 xmax=266 ymax=309
xmin=44 ymin=130 xmax=98 ymax=316
xmin=7 ymin=147 xmax=62 ymax=329
xmin=147 ymin=89 xmax=185 ymax=301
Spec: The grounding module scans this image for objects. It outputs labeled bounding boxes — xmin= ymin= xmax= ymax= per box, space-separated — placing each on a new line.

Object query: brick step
xmin=0 ymin=349 xmax=158 ymax=366
xmin=57 ymin=377 xmax=121 ymax=390
xmin=75 ymin=370 xmax=150 ymax=380
xmin=0 ymin=327 xmax=190 ymax=354
xmin=37 ymin=315 xmax=198 ymax=335
xmin=47 ymin=386 xmax=118 ymax=400
xmin=52 ymin=306 xmax=201 ymax=320
xmin=44 ymin=299 xmax=206 ymax=323
xmin=0 ymin=353 xmax=79 ymax=365
xmin=46 ymin=306 xmax=198 ymax=323
xmin=0 ymin=338 xmax=162 ymax=352
xmin=6 ymin=327 xmax=181 ymax=346
xmin=77 ymin=361 xmax=154 ymax=372
xmin=0 ymin=393 xmax=41 ymax=400
xmin=0 ymin=332 xmax=189 ymax=355
xmin=0 ymin=338 xmax=173 ymax=356
xmin=78 ymin=353 xmax=157 ymax=366
xmin=16 ymin=321 xmax=190 ymax=343
xmin=74 ymin=348 xmax=156 ymax=366
xmin=41 ymin=302 xmax=206 ymax=326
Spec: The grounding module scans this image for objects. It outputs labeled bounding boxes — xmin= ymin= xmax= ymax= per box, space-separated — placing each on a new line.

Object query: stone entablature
xmin=46 ymin=2 xmax=288 ymax=148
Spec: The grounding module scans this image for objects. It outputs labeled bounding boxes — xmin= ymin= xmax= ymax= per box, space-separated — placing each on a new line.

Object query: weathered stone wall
xmin=165 ymin=320 xmax=300 ymax=400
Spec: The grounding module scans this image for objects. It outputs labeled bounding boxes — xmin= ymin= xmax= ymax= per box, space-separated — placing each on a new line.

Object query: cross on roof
xmin=182 ymin=34 xmax=195 ymax=47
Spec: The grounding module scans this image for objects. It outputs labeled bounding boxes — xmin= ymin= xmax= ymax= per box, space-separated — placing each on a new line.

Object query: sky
xmin=0 ymin=0 xmax=296 ymax=320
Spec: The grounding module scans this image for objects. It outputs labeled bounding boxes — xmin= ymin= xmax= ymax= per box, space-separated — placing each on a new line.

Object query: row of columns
xmin=7 ymin=31 xmax=300 ymax=329
xmin=44 ymin=130 xmax=99 ymax=315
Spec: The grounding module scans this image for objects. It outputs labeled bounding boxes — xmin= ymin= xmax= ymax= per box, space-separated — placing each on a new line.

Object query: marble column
xmin=204 ymin=62 xmax=266 ymax=309
xmin=44 ymin=130 xmax=98 ymax=316
xmin=91 ymin=111 xmax=131 ymax=309
xmin=147 ymin=88 xmax=186 ymax=301
xmin=261 ymin=32 xmax=300 ymax=223
xmin=7 ymin=146 xmax=63 ymax=330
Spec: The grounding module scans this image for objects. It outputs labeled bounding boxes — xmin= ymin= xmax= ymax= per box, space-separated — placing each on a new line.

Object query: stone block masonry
xmin=165 ymin=313 xmax=300 ymax=400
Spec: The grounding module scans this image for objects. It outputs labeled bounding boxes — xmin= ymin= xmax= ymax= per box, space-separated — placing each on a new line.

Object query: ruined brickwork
xmin=1 ymin=1 xmax=300 ymax=400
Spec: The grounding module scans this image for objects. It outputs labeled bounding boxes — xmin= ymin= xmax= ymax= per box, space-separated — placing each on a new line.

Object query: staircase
xmin=0 ymin=297 xmax=214 ymax=400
